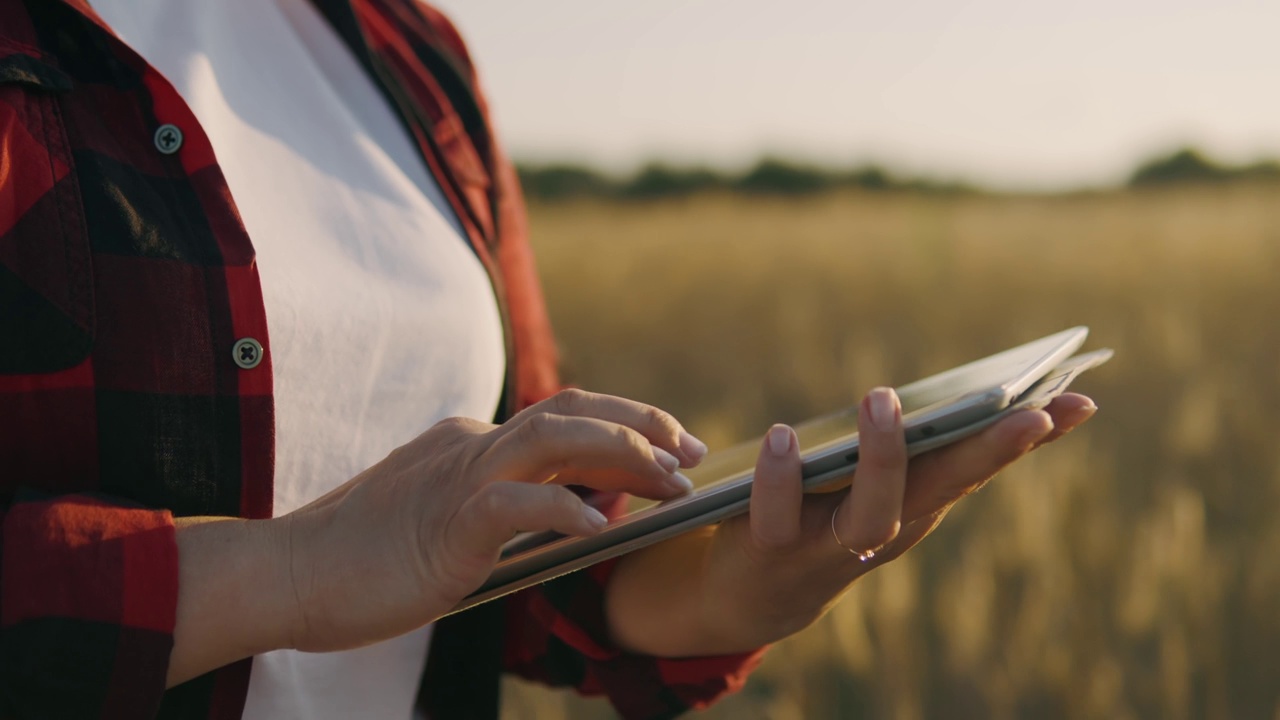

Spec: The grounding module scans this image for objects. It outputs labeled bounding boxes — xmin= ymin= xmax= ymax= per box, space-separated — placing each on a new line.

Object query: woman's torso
xmin=88 ymin=0 xmax=506 ymax=715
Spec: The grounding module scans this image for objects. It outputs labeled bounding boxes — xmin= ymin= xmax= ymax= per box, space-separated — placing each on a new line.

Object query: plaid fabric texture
xmin=0 ymin=0 xmax=764 ymax=718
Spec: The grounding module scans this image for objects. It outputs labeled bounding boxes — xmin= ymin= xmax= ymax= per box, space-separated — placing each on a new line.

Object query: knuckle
xmin=553 ymin=388 xmax=590 ymax=415
xmin=841 ymin=514 xmax=900 ymax=552
xmin=642 ymin=405 xmax=674 ymax=430
xmin=426 ymin=418 xmax=490 ymax=459
xmin=433 ymin=415 xmax=480 ymax=436
xmin=865 ymin=520 xmax=901 ymax=549
xmin=383 ymin=443 xmax=409 ymax=465
xmin=611 ymin=423 xmax=645 ymax=452
xmin=424 ymin=416 xmax=483 ymax=456
xmin=435 ymin=416 xmax=469 ymax=431
xmin=520 ymin=412 xmax=559 ymax=443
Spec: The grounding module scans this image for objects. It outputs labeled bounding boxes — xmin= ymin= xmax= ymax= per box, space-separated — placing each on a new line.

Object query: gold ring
xmin=831 ymin=503 xmax=876 ymax=562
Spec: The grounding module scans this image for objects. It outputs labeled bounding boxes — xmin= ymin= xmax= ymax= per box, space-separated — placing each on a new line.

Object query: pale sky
xmin=432 ymin=0 xmax=1280 ymax=190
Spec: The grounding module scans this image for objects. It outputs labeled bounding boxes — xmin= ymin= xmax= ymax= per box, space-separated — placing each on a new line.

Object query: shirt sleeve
xmin=1 ymin=490 xmax=178 ymax=719
xmin=500 ymin=493 xmax=768 ymax=720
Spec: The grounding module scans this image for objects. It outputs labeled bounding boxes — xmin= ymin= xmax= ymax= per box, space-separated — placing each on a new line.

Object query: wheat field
xmin=500 ymin=185 xmax=1280 ymax=720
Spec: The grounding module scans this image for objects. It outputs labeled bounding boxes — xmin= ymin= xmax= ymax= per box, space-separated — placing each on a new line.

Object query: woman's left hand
xmin=604 ymin=389 xmax=1097 ymax=657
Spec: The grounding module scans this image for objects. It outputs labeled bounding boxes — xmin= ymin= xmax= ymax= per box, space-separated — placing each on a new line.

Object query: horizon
xmin=512 ymin=145 xmax=1277 ymax=191
xmin=432 ymin=0 xmax=1280 ymax=192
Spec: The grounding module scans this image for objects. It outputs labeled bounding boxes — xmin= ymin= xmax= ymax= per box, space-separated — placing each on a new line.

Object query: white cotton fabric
xmin=90 ymin=0 xmax=507 ymax=717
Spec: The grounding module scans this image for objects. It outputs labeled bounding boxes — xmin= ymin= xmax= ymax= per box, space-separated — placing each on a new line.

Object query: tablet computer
xmin=451 ymin=327 xmax=1110 ymax=615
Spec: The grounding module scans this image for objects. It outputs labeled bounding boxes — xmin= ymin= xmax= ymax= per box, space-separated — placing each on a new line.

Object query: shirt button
xmin=154 ymin=123 xmax=184 ymax=155
xmin=233 ymin=338 xmax=264 ymax=370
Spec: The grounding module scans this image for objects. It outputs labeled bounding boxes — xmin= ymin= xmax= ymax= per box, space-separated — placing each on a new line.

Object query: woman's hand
xmin=166 ymin=390 xmax=708 ymax=686
xmin=603 ymin=390 xmax=1097 ymax=657
xmin=284 ymin=389 xmax=709 ymax=653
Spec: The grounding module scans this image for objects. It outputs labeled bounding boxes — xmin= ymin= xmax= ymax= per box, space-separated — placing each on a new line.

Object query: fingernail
xmin=584 ymin=506 xmax=609 ymax=530
xmin=678 ymin=431 xmax=708 ymax=462
xmin=767 ymin=425 xmax=793 ymax=456
xmin=1070 ymin=404 xmax=1098 ymax=427
xmin=664 ymin=472 xmax=695 ymax=495
xmin=868 ymin=387 xmax=900 ymax=431
xmin=652 ymin=446 xmax=680 ymax=474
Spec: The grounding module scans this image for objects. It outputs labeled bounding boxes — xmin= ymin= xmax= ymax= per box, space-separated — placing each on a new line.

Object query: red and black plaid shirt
xmin=0 ymin=0 xmax=764 ymax=717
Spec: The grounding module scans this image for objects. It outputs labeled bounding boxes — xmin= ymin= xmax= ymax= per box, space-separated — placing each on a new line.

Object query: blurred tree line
xmin=1129 ymin=147 xmax=1280 ymax=187
xmin=516 ymin=158 xmax=971 ymax=201
xmin=516 ymin=147 xmax=1280 ymax=201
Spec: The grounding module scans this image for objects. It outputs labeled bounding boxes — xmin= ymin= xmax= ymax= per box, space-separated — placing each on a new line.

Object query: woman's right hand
xmin=281 ymin=389 xmax=706 ymax=653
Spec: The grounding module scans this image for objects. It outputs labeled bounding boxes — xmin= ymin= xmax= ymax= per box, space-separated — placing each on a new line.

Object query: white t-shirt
xmin=89 ymin=0 xmax=508 ymax=717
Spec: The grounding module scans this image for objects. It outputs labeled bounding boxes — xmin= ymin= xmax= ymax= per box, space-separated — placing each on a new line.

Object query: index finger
xmin=497 ymin=389 xmax=708 ymax=467
xmin=478 ymin=413 xmax=693 ymax=500
xmin=900 ymin=408 xmax=1054 ymax=523
xmin=900 ymin=392 xmax=1098 ymax=523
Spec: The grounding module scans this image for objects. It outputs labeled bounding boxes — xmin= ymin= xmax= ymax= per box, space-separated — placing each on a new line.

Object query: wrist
xmin=257 ymin=516 xmax=303 ymax=652
xmin=168 ymin=516 xmax=298 ymax=686
xmin=178 ymin=516 xmax=298 ymax=654
xmin=278 ymin=504 xmax=331 ymax=652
